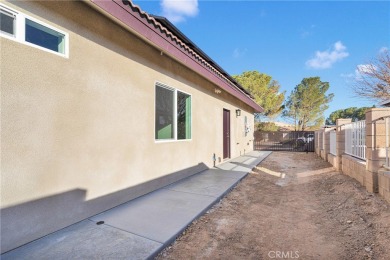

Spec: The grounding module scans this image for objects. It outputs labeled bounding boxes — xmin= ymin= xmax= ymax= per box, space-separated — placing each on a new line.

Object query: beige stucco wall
xmin=1 ymin=1 xmax=256 ymax=252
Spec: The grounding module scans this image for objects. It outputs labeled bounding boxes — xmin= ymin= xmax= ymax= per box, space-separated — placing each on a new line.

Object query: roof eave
xmin=150 ymin=15 xmax=253 ymax=98
xmin=86 ymin=0 xmax=263 ymax=113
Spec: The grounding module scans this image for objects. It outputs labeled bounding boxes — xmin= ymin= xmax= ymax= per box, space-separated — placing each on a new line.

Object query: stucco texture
xmin=1 ymin=1 xmax=255 ymax=253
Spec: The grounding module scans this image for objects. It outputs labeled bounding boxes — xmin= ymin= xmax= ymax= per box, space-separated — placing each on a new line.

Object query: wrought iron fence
xmin=345 ymin=120 xmax=366 ymax=160
xmin=254 ymin=131 xmax=315 ymax=152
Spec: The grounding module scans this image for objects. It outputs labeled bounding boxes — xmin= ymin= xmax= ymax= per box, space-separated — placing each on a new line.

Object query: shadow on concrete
xmin=1 ymin=163 xmax=208 ymax=254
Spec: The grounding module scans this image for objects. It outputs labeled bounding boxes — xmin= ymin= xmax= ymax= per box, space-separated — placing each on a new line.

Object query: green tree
xmin=283 ymin=77 xmax=334 ymax=131
xmin=233 ymin=71 xmax=285 ymax=120
xmin=325 ymin=106 xmax=372 ymax=125
xmin=256 ymin=122 xmax=279 ymax=131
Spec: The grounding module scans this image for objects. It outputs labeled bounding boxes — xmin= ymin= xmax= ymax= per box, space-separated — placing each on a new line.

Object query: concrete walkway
xmin=2 ymin=151 xmax=271 ymax=260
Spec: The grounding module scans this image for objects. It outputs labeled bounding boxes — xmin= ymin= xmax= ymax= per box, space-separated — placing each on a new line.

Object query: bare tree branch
xmin=353 ymin=51 xmax=390 ymax=102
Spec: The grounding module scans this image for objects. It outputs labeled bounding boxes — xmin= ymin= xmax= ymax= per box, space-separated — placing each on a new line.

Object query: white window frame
xmin=0 ymin=3 xmax=69 ymax=58
xmin=155 ymin=82 xmax=192 ymax=143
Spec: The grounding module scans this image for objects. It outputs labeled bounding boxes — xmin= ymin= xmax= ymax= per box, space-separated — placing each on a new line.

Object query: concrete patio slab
xmin=207 ymin=168 xmax=249 ymax=179
xmin=216 ymin=151 xmax=271 ymax=171
xmin=165 ymin=169 xmax=247 ymax=197
xmin=1 ymin=220 xmax=162 ymax=260
xmin=90 ymin=189 xmax=217 ymax=244
xmin=1 ymin=151 xmax=271 ymax=260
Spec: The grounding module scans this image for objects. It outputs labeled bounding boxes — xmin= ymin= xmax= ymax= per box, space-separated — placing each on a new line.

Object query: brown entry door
xmin=223 ymin=109 xmax=231 ymax=159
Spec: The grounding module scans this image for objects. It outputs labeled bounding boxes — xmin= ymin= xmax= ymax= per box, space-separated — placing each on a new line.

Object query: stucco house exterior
xmin=0 ymin=0 xmax=262 ymax=253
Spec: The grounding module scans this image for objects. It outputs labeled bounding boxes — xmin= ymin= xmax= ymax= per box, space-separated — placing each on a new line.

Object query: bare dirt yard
xmin=157 ymin=152 xmax=390 ymax=260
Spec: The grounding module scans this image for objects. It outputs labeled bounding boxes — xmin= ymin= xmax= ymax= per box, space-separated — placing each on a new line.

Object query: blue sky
xmin=133 ymin=0 xmax=390 ymax=121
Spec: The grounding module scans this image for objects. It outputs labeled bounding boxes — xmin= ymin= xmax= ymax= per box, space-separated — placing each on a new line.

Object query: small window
xmin=155 ymin=83 xmax=192 ymax=141
xmin=0 ymin=8 xmax=15 ymax=36
xmin=0 ymin=4 xmax=68 ymax=57
xmin=25 ymin=18 xmax=65 ymax=54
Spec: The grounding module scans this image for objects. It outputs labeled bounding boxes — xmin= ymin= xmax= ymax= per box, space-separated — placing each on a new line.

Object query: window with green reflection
xmin=177 ymin=91 xmax=191 ymax=140
xmin=155 ymin=83 xmax=192 ymax=141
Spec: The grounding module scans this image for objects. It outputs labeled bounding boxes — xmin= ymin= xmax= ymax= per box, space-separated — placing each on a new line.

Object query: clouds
xmin=160 ymin=0 xmax=199 ymax=23
xmin=341 ymin=46 xmax=387 ymax=82
xmin=300 ymin=24 xmax=316 ymax=39
xmin=306 ymin=41 xmax=349 ymax=69
xmin=341 ymin=64 xmax=377 ymax=82
xmin=355 ymin=64 xmax=377 ymax=80
xmin=356 ymin=64 xmax=376 ymax=74
xmin=233 ymin=48 xmax=247 ymax=59
xmin=380 ymin=47 xmax=389 ymax=53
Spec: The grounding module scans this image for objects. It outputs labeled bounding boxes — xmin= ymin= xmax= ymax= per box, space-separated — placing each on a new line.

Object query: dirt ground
xmin=156 ymin=152 xmax=390 ymax=260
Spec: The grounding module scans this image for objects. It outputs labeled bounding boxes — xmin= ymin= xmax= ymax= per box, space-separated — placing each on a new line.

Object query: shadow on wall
xmin=0 ymin=163 xmax=208 ymax=254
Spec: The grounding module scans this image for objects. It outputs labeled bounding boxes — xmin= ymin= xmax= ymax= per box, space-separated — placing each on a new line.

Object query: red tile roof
xmin=89 ymin=0 xmax=263 ymax=112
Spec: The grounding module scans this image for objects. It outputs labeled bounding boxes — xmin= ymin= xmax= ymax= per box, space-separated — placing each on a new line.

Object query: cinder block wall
xmin=319 ymin=129 xmax=325 ymax=159
xmin=321 ymin=128 xmax=333 ymax=161
xmin=335 ymin=119 xmax=352 ymax=171
xmin=365 ymin=108 xmax=390 ymax=193
xmin=315 ymin=131 xmax=321 ymax=156
xmin=327 ymin=153 xmax=337 ymax=168
xmin=324 ymin=129 xmax=330 ymax=160
xmin=315 ymin=108 xmax=390 ymax=203
xmin=378 ymin=169 xmax=390 ymax=203
xmin=342 ymin=154 xmax=366 ymax=186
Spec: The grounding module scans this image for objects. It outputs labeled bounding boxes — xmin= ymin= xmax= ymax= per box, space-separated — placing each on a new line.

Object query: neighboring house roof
xmin=380 ymin=100 xmax=390 ymax=107
xmin=88 ymin=0 xmax=263 ymax=112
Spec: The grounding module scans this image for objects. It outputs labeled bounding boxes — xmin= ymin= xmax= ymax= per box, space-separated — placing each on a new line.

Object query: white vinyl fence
xmin=330 ymin=130 xmax=336 ymax=155
xmin=345 ymin=120 xmax=366 ymax=160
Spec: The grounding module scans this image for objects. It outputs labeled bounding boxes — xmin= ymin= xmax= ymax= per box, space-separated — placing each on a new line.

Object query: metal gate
xmin=254 ymin=131 xmax=315 ymax=152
